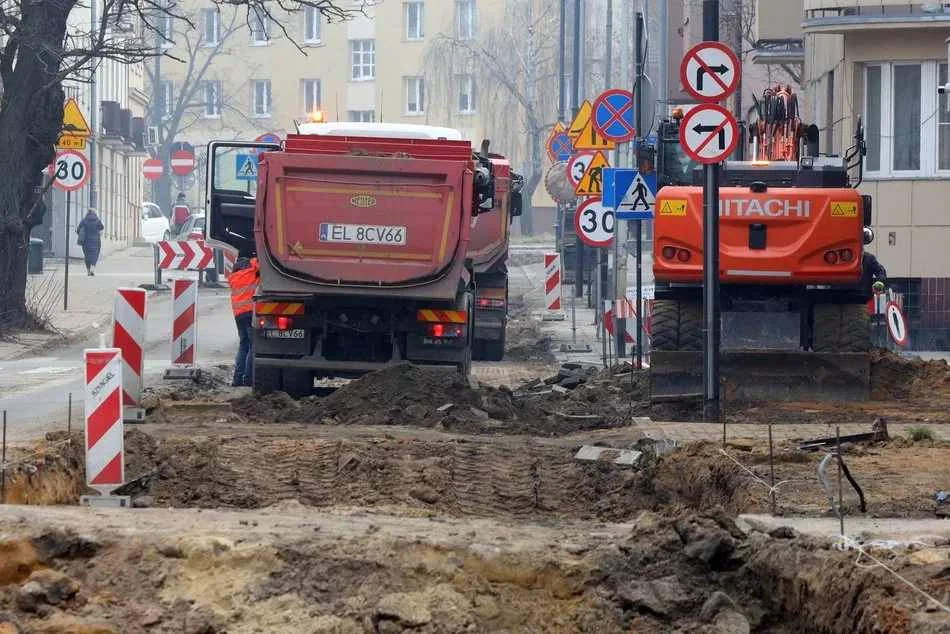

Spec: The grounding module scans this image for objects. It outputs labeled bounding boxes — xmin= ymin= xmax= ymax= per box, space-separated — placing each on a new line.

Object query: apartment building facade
xmin=803 ymin=1 xmax=950 ymax=348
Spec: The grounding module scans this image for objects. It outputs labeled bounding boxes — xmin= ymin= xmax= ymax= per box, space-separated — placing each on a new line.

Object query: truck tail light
xmin=276 ymin=316 xmax=293 ymax=330
xmin=427 ymin=323 xmax=464 ymax=338
xmin=823 ymin=250 xmax=839 ymax=265
xmin=676 ymin=249 xmax=692 ymax=262
xmin=661 ymin=246 xmax=677 ymax=260
xmin=476 ymin=297 xmax=506 ymax=309
xmin=838 ymin=248 xmax=854 ymax=263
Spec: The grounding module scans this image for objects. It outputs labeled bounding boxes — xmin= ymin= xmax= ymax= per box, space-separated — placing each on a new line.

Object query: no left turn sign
xmin=679 ymin=103 xmax=739 ymax=165
xmin=680 ymin=41 xmax=740 ymax=103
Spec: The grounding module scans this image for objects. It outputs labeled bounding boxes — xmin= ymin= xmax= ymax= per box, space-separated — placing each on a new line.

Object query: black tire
xmin=483 ymin=332 xmax=506 ymax=362
xmin=813 ymin=304 xmax=871 ymax=352
xmin=650 ymin=299 xmax=703 ymax=351
xmin=679 ymin=301 xmax=703 ymax=351
xmin=471 ymin=339 xmax=486 ymax=361
xmin=253 ymin=366 xmax=281 ymax=395
xmin=457 ymin=293 xmax=474 ymax=378
xmin=281 ymin=369 xmax=314 ymax=398
xmin=650 ymin=300 xmax=679 ymax=351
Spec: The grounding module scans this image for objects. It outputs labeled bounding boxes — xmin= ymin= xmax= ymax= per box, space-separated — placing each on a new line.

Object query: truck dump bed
xmin=257 ymin=134 xmax=475 ymax=295
xmin=467 ymin=158 xmax=511 ymax=273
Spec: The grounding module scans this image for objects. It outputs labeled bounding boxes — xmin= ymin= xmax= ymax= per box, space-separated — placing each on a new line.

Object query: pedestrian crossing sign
xmin=574 ymin=151 xmax=610 ymax=197
xmin=616 ymin=171 xmax=657 ymax=220
xmin=235 ymin=153 xmax=258 ymax=181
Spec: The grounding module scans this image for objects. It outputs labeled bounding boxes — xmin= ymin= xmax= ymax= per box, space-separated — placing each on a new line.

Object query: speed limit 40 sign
xmin=574 ymin=197 xmax=614 ymax=248
xmin=48 ymin=150 xmax=90 ymax=192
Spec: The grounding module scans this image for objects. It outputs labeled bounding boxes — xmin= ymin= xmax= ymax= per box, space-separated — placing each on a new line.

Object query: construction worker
xmin=863 ymin=251 xmax=887 ymax=294
xmin=229 ymin=256 xmax=259 ymax=387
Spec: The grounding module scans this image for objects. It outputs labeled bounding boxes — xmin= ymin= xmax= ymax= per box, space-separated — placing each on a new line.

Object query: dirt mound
xmin=230 ymin=363 xmax=645 ymax=437
xmin=871 ymin=349 xmax=950 ymax=400
xmin=0 ymin=509 xmax=945 ymax=634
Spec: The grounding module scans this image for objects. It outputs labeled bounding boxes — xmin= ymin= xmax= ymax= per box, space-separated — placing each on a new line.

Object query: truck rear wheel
xmin=651 ymin=299 xmax=702 ymax=351
xmin=813 ymin=303 xmax=870 ymax=353
xmin=253 ymin=366 xmax=281 ymax=395
xmin=253 ymin=366 xmax=313 ymax=398
xmin=483 ymin=329 xmax=506 ymax=362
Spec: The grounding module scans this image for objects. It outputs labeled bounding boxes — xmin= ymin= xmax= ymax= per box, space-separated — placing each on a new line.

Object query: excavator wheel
xmin=813 ymin=303 xmax=871 ymax=353
xmin=651 ymin=299 xmax=702 ymax=351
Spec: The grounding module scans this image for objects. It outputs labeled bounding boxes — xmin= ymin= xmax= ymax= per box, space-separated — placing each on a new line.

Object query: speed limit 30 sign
xmin=48 ymin=150 xmax=91 ymax=192
xmin=574 ymin=197 xmax=614 ymax=248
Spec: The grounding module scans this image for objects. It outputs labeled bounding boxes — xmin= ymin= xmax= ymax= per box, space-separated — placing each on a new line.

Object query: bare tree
xmin=423 ymin=0 xmax=560 ymax=235
xmin=0 ymin=0 xmax=353 ymax=327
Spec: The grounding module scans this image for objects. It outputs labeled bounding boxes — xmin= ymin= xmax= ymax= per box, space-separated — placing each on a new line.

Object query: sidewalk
xmin=0 ymin=246 xmax=159 ymax=360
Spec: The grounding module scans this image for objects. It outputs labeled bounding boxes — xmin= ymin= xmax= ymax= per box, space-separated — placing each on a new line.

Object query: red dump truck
xmin=205 ymin=123 xmax=520 ymax=397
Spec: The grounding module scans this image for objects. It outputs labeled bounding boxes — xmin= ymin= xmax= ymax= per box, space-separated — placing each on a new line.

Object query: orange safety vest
xmin=229 ymin=261 xmax=258 ymax=317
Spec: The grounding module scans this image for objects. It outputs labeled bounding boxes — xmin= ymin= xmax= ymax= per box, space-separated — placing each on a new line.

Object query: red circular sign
xmin=49 ymin=150 xmax=90 ymax=192
xmin=679 ymin=41 xmax=741 ymax=103
xmin=170 ymin=149 xmax=195 ymax=176
xmin=574 ymin=198 xmax=614 ymax=248
xmin=143 ymin=158 xmax=164 ymax=181
xmin=885 ymin=301 xmax=909 ymax=347
xmin=591 ymin=89 xmax=636 ymax=143
xmin=678 ymin=103 xmax=739 ymax=165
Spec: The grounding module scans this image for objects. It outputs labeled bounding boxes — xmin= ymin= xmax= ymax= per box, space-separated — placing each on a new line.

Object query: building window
xmin=203 ymin=80 xmax=221 ymax=117
xmin=405 ymin=76 xmax=425 ymax=115
xmin=304 ymin=6 xmax=322 ymax=43
xmin=351 ymin=39 xmax=375 ymax=81
xmin=349 ymin=110 xmax=376 ymax=122
xmin=863 ymin=61 xmax=945 ymax=178
xmin=457 ymin=0 xmax=476 ymax=40
xmin=405 ymin=1 xmax=424 ymax=40
xmin=160 ymin=80 xmax=174 ymax=117
xmin=302 ymin=79 xmax=321 ymax=114
xmin=250 ymin=8 xmax=269 ymax=44
xmin=252 ymin=79 xmax=272 ymax=117
xmin=939 ymin=64 xmax=950 ymax=171
xmin=202 ymin=9 xmax=220 ymax=45
xmin=458 ymin=74 xmax=476 ymax=114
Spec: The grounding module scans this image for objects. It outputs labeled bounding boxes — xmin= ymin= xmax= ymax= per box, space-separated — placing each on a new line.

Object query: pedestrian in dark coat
xmin=76 ymin=210 xmax=104 ymax=276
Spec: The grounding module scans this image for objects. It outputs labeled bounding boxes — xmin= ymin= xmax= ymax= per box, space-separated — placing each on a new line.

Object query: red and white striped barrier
xmin=111 ymin=288 xmax=147 ymax=423
xmin=165 ymin=278 xmax=200 ymax=379
xmin=605 ymin=302 xmax=635 ymax=344
xmin=222 ymin=248 xmax=237 ymax=278
xmin=157 ymin=240 xmax=214 ymax=271
xmin=83 ymin=348 xmax=125 ymax=495
xmin=542 ymin=252 xmax=565 ymax=321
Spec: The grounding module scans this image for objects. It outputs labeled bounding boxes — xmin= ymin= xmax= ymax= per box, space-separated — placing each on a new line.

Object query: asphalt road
xmin=0 ymin=287 xmax=235 ymax=443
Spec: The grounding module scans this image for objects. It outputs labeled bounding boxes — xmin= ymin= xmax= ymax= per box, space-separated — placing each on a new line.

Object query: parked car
xmin=176 ymin=212 xmax=205 ymax=241
xmin=140 ymin=202 xmax=170 ymax=243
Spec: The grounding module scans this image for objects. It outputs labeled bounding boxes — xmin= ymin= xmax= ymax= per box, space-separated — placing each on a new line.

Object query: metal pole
xmin=559 ymin=0 xmax=566 ymax=121
xmin=836 ymin=426 xmax=844 ymax=536
xmin=64 ymin=190 xmax=70 ymax=311
xmin=1 ymin=410 xmax=6 ymax=504
xmin=573 ymin=0 xmax=584 ymax=300
xmin=634 ymin=12 xmax=645 ymax=369
xmin=658 ymin=0 xmax=669 ymax=118
xmin=67 ymin=392 xmax=72 ymax=435
xmin=88 ymin=0 xmax=98 ymax=227
xmin=702 ymin=0 xmax=721 ymax=422
xmin=769 ymin=422 xmax=776 ymax=515
xmin=600 ymin=0 xmax=612 ymax=360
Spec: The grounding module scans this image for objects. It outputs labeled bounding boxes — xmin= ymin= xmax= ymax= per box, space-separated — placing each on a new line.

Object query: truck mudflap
xmin=650 ymin=351 xmax=870 ymax=403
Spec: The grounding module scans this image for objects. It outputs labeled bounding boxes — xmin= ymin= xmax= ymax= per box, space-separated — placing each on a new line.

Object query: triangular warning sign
xmin=567 ymin=101 xmax=593 ymax=140
xmin=575 ymin=151 xmax=609 ymax=196
xmin=573 ymin=116 xmax=616 ymax=151
xmin=61 ymin=97 xmax=91 ymax=137
xmin=621 ymin=172 xmax=656 ymax=211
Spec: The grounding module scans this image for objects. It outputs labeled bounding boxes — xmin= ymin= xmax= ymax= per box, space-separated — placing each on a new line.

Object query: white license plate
xmin=319 ymin=223 xmax=407 ymax=246
xmin=264 ymin=329 xmax=305 ymax=339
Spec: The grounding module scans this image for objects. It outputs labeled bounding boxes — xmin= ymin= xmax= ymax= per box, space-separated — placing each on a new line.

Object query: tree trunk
xmin=0 ymin=0 xmax=74 ymax=325
xmin=519 ymin=128 xmax=545 ymax=237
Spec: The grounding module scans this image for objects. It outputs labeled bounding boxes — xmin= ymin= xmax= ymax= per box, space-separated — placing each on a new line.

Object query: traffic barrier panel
xmin=222 ymin=248 xmax=237 ymax=278
xmin=82 ymin=348 xmax=127 ymax=501
xmin=542 ymin=252 xmax=566 ymax=321
xmin=111 ymin=288 xmax=146 ymax=423
xmin=157 ymin=240 xmax=214 ymax=271
xmin=164 ymin=278 xmax=201 ymax=380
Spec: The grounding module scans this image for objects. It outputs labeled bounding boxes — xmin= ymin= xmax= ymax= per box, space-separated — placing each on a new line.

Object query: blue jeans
xmin=234 ymin=313 xmax=253 ymax=386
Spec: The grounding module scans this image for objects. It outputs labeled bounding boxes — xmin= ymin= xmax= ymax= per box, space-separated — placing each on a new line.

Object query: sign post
xmin=50 ymin=150 xmax=91 ymax=311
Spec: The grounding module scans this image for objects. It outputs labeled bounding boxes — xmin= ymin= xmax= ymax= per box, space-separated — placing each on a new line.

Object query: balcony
xmin=804 ymin=2 xmax=950 ymax=33
xmin=749 ymin=39 xmax=805 ymax=65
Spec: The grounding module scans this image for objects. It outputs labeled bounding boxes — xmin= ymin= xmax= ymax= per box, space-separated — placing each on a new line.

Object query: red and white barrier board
xmin=111 ymin=288 xmax=147 ymax=422
xmin=542 ymin=252 xmax=565 ymax=320
xmin=171 ymin=279 xmax=198 ymax=367
xmin=222 ymin=248 xmax=237 ymax=278
xmin=157 ymin=240 xmax=214 ymax=271
xmin=84 ymin=348 xmax=125 ymax=495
